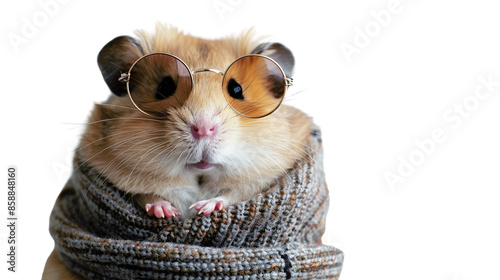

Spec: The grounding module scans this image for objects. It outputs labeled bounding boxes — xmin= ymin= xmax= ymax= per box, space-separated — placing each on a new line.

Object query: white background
xmin=1 ymin=0 xmax=500 ymax=279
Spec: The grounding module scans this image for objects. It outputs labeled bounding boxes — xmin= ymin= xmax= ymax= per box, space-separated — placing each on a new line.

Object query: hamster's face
xmin=81 ymin=26 xmax=311 ymax=194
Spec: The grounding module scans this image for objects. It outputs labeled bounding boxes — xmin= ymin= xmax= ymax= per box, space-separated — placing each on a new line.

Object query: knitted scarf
xmin=49 ymin=129 xmax=344 ymax=279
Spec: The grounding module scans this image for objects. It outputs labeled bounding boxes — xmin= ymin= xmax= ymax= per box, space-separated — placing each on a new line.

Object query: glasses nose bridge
xmin=191 ymin=68 xmax=224 ymax=77
xmin=188 ymin=68 xmax=225 ymax=102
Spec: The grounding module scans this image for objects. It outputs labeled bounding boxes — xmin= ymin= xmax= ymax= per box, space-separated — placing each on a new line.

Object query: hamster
xmin=80 ymin=24 xmax=313 ymax=218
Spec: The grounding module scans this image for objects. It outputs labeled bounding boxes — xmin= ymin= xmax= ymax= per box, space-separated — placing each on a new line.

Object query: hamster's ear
xmin=97 ymin=36 xmax=143 ymax=96
xmin=252 ymin=42 xmax=295 ymax=77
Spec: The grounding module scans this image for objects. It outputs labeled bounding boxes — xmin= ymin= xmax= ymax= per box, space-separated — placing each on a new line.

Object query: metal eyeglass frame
xmin=118 ymin=53 xmax=293 ymax=119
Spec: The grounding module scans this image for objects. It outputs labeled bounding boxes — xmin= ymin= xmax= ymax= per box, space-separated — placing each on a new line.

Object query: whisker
xmin=98 ymin=103 xmax=137 ymax=110
xmin=284 ymin=88 xmax=307 ymax=101
xmin=73 ymin=131 xmax=159 ymax=174
xmin=75 ymin=130 xmax=141 ymax=153
xmin=152 ymin=140 xmax=185 ymax=183
xmin=123 ymin=140 xmax=169 ymax=189
xmin=136 ymin=142 xmax=174 ymax=184
xmin=63 ymin=117 xmax=164 ymax=130
xmin=87 ymin=134 xmax=168 ymax=193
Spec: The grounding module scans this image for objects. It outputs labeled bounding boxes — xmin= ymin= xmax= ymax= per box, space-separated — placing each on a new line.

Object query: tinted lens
xmin=222 ymin=55 xmax=286 ymax=118
xmin=127 ymin=53 xmax=192 ymax=117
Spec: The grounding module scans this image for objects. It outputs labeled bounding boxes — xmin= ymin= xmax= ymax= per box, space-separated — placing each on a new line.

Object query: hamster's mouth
xmin=188 ymin=160 xmax=218 ymax=170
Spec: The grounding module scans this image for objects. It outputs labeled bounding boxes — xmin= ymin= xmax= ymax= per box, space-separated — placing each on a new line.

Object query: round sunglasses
xmin=118 ymin=53 xmax=293 ymax=118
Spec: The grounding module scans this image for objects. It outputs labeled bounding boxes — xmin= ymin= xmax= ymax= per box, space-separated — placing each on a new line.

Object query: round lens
xmin=127 ymin=53 xmax=192 ymax=117
xmin=222 ymin=55 xmax=287 ymax=118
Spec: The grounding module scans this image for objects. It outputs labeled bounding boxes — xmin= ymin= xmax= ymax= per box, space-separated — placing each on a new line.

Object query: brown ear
xmin=97 ymin=36 xmax=143 ymax=96
xmin=252 ymin=42 xmax=295 ymax=77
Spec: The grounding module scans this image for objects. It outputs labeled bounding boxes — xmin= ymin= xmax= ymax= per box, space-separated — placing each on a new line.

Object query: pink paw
xmin=189 ymin=197 xmax=227 ymax=216
xmin=145 ymin=201 xmax=180 ymax=218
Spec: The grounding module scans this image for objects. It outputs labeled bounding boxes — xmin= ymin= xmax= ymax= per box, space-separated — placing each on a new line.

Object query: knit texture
xmin=49 ymin=129 xmax=344 ymax=279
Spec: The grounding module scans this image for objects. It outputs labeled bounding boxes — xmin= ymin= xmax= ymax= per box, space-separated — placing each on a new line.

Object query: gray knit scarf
xmin=49 ymin=129 xmax=344 ymax=279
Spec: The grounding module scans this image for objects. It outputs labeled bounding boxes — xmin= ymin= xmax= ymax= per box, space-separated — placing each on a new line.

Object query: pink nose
xmin=191 ymin=122 xmax=218 ymax=140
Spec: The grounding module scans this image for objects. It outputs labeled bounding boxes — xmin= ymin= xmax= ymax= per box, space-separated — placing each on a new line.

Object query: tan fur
xmin=43 ymin=23 xmax=312 ymax=279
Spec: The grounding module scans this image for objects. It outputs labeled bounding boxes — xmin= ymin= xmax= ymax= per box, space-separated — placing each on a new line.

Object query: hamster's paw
xmin=190 ymin=197 xmax=227 ymax=216
xmin=145 ymin=200 xmax=180 ymax=218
